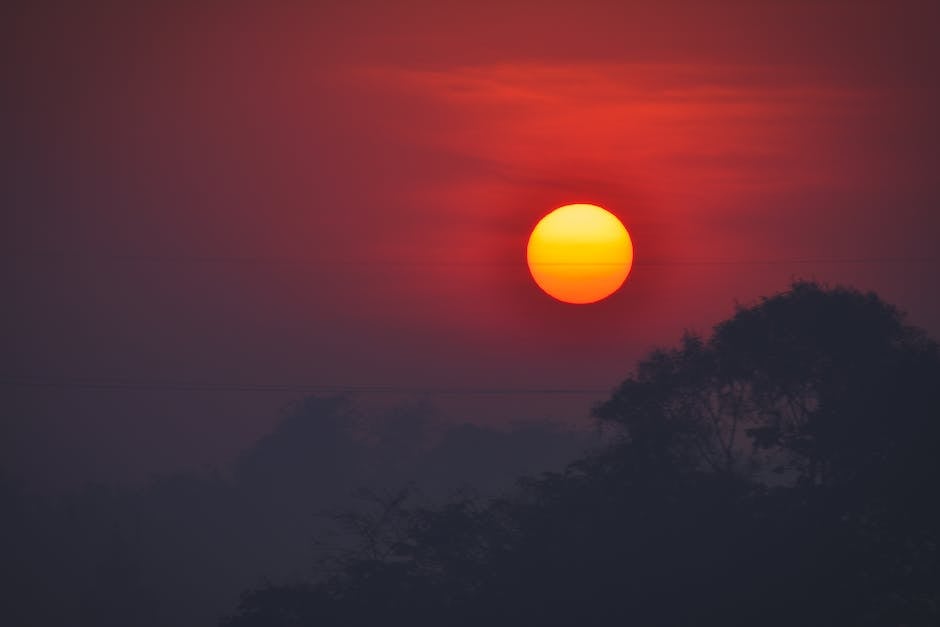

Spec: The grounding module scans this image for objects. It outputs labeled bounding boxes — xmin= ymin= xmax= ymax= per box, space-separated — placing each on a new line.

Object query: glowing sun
xmin=526 ymin=203 xmax=634 ymax=304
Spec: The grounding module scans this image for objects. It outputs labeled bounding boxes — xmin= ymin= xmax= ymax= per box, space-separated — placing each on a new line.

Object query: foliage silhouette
xmin=1 ymin=398 xmax=588 ymax=626
xmin=223 ymin=281 xmax=940 ymax=626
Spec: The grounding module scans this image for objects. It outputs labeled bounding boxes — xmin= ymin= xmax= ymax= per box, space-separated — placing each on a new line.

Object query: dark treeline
xmin=1 ymin=401 xmax=593 ymax=625
xmin=221 ymin=281 xmax=940 ymax=626
xmin=4 ymin=281 xmax=939 ymax=625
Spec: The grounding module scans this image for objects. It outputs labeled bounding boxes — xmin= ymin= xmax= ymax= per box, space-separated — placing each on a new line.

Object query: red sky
xmin=3 ymin=0 xmax=939 ymax=486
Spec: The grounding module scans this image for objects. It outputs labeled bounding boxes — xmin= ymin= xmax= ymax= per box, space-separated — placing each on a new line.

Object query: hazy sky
xmin=4 ymin=0 xmax=939 ymax=487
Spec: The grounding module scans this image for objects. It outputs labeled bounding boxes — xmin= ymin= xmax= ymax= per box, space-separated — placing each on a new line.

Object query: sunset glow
xmin=526 ymin=204 xmax=634 ymax=304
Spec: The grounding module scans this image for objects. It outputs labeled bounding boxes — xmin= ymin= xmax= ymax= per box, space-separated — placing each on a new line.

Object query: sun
xmin=526 ymin=203 xmax=634 ymax=304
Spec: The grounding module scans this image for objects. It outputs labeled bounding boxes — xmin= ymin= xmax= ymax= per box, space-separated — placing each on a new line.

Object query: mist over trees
xmin=4 ymin=281 xmax=938 ymax=626
xmin=1 ymin=399 xmax=594 ymax=626
xmin=223 ymin=281 xmax=940 ymax=626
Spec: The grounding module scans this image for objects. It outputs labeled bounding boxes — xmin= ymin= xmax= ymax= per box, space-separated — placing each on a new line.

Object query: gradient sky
xmin=4 ymin=0 xmax=939 ymax=487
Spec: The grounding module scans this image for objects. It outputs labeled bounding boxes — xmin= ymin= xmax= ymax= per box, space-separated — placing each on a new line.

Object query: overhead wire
xmin=3 ymin=251 xmax=935 ymax=395
xmin=0 ymin=374 xmax=611 ymax=395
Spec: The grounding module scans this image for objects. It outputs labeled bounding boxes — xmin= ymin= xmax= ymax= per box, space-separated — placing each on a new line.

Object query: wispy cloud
xmin=364 ymin=62 xmax=874 ymax=214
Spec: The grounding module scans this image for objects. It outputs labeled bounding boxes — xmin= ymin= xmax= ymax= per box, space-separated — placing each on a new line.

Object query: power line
xmin=0 ymin=375 xmax=611 ymax=396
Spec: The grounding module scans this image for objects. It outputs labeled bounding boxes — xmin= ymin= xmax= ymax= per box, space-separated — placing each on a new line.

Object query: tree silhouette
xmin=223 ymin=281 xmax=940 ymax=626
xmin=2 ymin=392 xmax=590 ymax=625
xmin=596 ymin=280 xmax=940 ymax=487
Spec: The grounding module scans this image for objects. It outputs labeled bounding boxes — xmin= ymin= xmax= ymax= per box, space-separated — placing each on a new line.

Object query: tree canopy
xmin=222 ymin=282 xmax=940 ymax=627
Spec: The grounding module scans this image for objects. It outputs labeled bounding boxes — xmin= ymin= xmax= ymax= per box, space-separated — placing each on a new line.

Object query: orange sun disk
xmin=526 ymin=203 xmax=634 ymax=304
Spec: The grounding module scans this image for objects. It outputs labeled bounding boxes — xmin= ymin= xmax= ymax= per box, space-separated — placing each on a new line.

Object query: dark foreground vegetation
xmin=223 ymin=282 xmax=940 ymax=626
xmin=2 ymin=401 xmax=589 ymax=626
